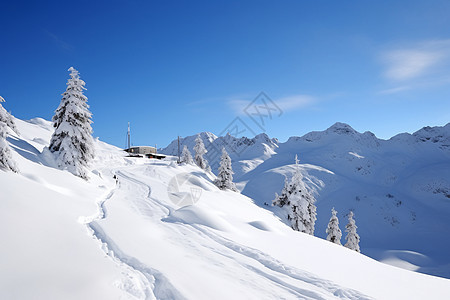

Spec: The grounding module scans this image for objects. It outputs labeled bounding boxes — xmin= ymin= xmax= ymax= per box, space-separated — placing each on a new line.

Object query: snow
xmin=1 ymin=126 xmax=128 ymax=299
xmin=1 ymin=117 xmax=450 ymax=299
xmin=348 ymin=152 xmax=364 ymax=159
xmin=162 ymin=122 xmax=450 ymax=278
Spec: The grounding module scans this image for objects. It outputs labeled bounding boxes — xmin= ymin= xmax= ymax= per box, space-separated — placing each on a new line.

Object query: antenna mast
xmin=177 ymin=136 xmax=181 ymax=163
xmin=127 ymin=122 xmax=131 ymax=149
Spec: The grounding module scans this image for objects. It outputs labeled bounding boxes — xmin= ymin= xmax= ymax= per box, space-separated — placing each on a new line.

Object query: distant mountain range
xmin=161 ymin=122 xmax=450 ymax=278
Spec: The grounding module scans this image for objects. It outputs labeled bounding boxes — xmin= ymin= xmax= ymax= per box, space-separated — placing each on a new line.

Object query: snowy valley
xmin=1 ymin=116 xmax=450 ymax=299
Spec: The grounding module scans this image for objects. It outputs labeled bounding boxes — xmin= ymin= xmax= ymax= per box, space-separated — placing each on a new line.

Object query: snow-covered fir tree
xmin=214 ymin=147 xmax=237 ymax=191
xmin=326 ymin=208 xmax=342 ymax=245
xmin=180 ymin=145 xmax=194 ymax=164
xmin=0 ymin=96 xmax=18 ymax=172
xmin=344 ymin=211 xmax=360 ymax=252
xmin=193 ymin=134 xmax=210 ymax=172
xmin=0 ymin=96 xmax=19 ymax=135
xmin=273 ymin=155 xmax=317 ymax=235
xmin=48 ymin=67 xmax=95 ymax=179
xmin=273 ymin=176 xmax=289 ymax=207
xmin=0 ymin=122 xmax=18 ymax=172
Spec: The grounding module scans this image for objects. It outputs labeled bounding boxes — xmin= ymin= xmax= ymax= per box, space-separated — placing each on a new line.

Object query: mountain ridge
xmin=160 ymin=121 xmax=450 ymax=279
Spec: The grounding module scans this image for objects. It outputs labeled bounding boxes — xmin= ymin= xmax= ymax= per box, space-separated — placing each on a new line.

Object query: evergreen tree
xmin=48 ymin=67 xmax=94 ymax=179
xmin=344 ymin=211 xmax=360 ymax=252
xmin=0 ymin=122 xmax=18 ymax=172
xmin=326 ymin=208 xmax=342 ymax=245
xmin=181 ymin=145 xmax=194 ymax=164
xmin=0 ymin=97 xmax=19 ymax=172
xmin=273 ymin=177 xmax=289 ymax=207
xmin=194 ymin=134 xmax=210 ymax=172
xmin=273 ymin=155 xmax=317 ymax=235
xmin=214 ymin=147 xmax=237 ymax=191
xmin=306 ymin=189 xmax=317 ymax=235
xmin=0 ymin=96 xmax=19 ymax=135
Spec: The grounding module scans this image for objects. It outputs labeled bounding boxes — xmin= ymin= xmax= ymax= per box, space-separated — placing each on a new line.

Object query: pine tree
xmin=214 ymin=147 xmax=237 ymax=191
xmin=0 ymin=96 xmax=19 ymax=135
xmin=194 ymin=134 xmax=210 ymax=172
xmin=48 ymin=67 xmax=95 ymax=179
xmin=273 ymin=155 xmax=317 ymax=235
xmin=0 ymin=122 xmax=18 ymax=172
xmin=307 ymin=191 xmax=317 ymax=235
xmin=181 ymin=145 xmax=194 ymax=164
xmin=344 ymin=211 xmax=360 ymax=252
xmin=273 ymin=177 xmax=289 ymax=207
xmin=0 ymin=97 xmax=19 ymax=172
xmin=326 ymin=208 xmax=342 ymax=245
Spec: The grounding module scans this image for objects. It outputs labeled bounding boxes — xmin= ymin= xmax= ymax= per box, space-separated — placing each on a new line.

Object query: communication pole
xmin=127 ymin=122 xmax=131 ymax=149
xmin=177 ymin=136 xmax=181 ymax=163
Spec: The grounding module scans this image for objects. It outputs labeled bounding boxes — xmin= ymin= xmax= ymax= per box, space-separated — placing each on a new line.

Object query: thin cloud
xmin=276 ymin=95 xmax=316 ymax=111
xmin=228 ymin=94 xmax=317 ymax=115
xmin=379 ymin=39 xmax=450 ymax=93
xmin=383 ymin=50 xmax=442 ymax=81
xmin=44 ymin=30 xmax=73 ymax=51
xmin=187 ymin=93 xmax=253 ymax=107
xmin=378 ymin=86 xmax=411 ymax=95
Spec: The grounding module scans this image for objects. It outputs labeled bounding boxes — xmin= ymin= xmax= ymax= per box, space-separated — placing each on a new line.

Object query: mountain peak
xmin=198 ymin=131 xmax=217 ymax=139
xmin=326 ymin=122 xmax=358 ymax=135
xmin=390 ymin=123 xmax=450 ymax=148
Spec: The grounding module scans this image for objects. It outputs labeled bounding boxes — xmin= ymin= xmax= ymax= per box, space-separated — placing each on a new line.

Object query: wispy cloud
xmin=384 ymin=50 xmax=442 ymax=81
xmin=379 ymin=40 xmax=450 ymax=93
xmin=378 ymin=85 xmax=411 ymax=95
xmin=44 ymin=30 xmax=73 ymax=51
xmin=228 ymin=94 xmax=317 ymax=115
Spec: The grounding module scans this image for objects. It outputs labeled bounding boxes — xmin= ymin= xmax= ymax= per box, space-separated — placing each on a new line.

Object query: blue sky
xmin=1 ymin=0 xmax=450 ymax=148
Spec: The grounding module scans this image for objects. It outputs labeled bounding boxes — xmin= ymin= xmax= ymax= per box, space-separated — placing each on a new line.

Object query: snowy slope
xmin=1 ymin=118 xmax=450 ymax=299
xmin=161 ymin=122 xmax=450 ymax=279
xmin=1 ymin=118 xmax=131 ymax=299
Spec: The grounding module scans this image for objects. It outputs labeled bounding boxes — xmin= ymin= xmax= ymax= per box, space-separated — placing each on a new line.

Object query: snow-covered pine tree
xmin=0 ymin=122 xmax=18 ymax=172
xmin=344 ymin=211 xmax=360 ymax=252
xmin=0 ymin=96 xmax=19 ymax=172
xmin=326 ymin=208 xmax=342 ymax=245
xmin=0 ymin=96 xmax=19 ymax=135
xmin=273 ymin=176 xmax=289 ymax=207
xmin=273 ymin=155 xmax=317 ymax=235
xmin=193 ymin=134 xmax=210 ymax=172
xmin=214 ymin=147 xmax=237 ymax=191
xmin=181 ymin=145 xmax=194 ymax=164
xmin=48 ymin=67 xmax=95 ymax=179
xmin=307 ymin=193 xmax=317 ymax=235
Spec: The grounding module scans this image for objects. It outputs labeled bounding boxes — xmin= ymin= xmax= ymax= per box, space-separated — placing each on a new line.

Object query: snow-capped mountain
xmin=161 ymin=122 xmax=450 ymax=279
xmin=161 ymin=132 xmax=279 ymax=178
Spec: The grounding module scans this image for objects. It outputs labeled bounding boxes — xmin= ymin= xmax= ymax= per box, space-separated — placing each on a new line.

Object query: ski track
xmin=191 ymin=225 xmax=372 ymax=300
xmin=116 ymin=170 xmax=174 ymax=215
xmin=89 ymin=221 xmax=186 ymax=300
xmin=116 ymin=167 xmax=372 ymax=300
xmin=80 ymin=169 xmax=186 ymax=300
